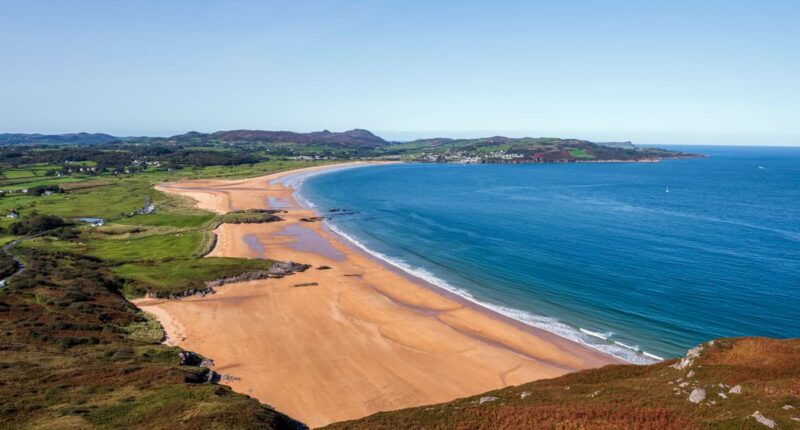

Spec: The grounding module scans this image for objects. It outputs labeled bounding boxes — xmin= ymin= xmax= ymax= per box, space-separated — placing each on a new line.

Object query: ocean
xmin=298 ymin=147 xmax=800 ymax=363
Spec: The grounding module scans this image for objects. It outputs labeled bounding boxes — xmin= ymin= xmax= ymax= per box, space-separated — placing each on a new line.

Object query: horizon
xmin=2 ymin=1 xmax=799 ymax=146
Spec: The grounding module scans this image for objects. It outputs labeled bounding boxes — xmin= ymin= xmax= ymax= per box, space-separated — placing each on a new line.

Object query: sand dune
xmin=135 ymin=162 xmax=619 ymax=428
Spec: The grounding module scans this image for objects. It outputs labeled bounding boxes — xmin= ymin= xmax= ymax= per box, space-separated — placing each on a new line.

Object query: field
xmin=2 ymin=159 xmax=323 ymax=298
xmin=569 ymin=149 xmax=595 ymax=159
xmin=115 ymin=258 xmax=274 ymax=298
xmin=0 ymin=157 xmax=323 ymax=429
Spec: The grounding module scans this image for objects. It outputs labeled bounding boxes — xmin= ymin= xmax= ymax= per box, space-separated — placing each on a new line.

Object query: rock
xmin=178 ymin=351 xmax=202 ymax=366
xmin=718 ymin=392 xmax=728 ymax=399
xmin=165 ymin=286 xmax=215 ymax=299
xmin=686 ymin=370 xmax=695 ymax=378
xmin=479 ymin=396 xmax=498 ymax=405
xmin=520 ymin=392 xmax=531 ymax=399
xmin=204 ymin=261 xmax=311 ymax=287
xmin=688 ymin=388 xmax=706 ymax=404
xmin=751 ymin=411 xmax=776 ymax=428
xmin=672 ymin=345 xmax=703 ymax=370
xmin=317 ymin=265 xmax=332 ymax=270
xmin=267 ymin=261 xmax=312 ymax=277
xmin=219 ymin=374 xmax=241 ymax=382
xmin=200 ymin=358 xmax=214 ymax=368
xmin=783 ymin=404 xmax=795 ymax=410
xmin=206 ymin=370 xmax=220 ymax=383
xmin=293 ymin=282 xmax=319 ymax=287
xmin=729 ymin=385 xmax=742 ymax=394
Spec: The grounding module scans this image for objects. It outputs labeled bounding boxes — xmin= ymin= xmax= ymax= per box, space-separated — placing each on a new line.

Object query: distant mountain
xmin=0 ymin=132 xmax=119 ymax=145
xmin=168 ymin=128 xmax=388 ymax=148
xmin=0 ymin=130 xmax=699 ymax=163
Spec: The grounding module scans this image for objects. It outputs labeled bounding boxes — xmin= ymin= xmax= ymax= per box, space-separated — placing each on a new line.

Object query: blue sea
xmin=299 ymin=147 xmax=800 ymax=363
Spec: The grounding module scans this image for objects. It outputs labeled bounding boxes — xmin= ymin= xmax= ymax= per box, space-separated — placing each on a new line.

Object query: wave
xmin=580 ymin=328 xmax=613 ymax=341
xmin=294 ymin=181 xmax=662 ymax=365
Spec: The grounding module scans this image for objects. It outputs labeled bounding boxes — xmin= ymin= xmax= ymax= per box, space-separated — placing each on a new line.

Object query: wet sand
xmin=134 ymin=162 xmax=620 ymax=427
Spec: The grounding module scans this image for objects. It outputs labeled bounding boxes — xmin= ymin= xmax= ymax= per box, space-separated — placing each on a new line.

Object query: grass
xmin=125 ymin=312 xmax=164 ymax=343
xmin=0 ymin=176 xmax=85 ymax=190
xmin=115 ymin=257 xmax=274 ymax=298
xmin=0 ymin=179 xmax=159 ymax=220
xmin=324 ymin=337 xmax=800 ymax=429
xmin=20 ymin=231 xmax=207 ymax=261
xmin=0 ymin=248 xmax=302 ymax=429
xmin=0 ymin=159 xmax=324 ymax=220
xmin=114 ymin=213 xmax=215 ymax=228
xmin=569 ymin=149 xmax=595 ymax=159
xmin=0 ymin=158 xmax=332 ymax=428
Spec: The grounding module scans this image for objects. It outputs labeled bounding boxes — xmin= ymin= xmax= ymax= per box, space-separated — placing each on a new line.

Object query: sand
xmin=134 ymin=162 xmax=620 ymax=428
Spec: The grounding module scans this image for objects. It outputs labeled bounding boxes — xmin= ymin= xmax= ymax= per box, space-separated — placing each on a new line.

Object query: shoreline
xmin=135 ymin=161 xmax=622 ymax=427
xmin=292 ymin=163 xmax=661 ymax=364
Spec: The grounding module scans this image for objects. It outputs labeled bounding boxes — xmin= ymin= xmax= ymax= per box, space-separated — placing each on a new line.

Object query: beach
xmin=134 ymin=162 xmax=620 ymax=428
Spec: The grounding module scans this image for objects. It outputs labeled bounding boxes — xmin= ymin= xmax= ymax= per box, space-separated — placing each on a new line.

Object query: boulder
xmin=688 ymin=388 xmax=706 ymax=404
xmin=751 ymin=411 xmax=776 ymax=428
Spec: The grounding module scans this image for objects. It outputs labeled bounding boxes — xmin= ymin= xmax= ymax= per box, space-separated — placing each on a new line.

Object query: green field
xmin=115 ymin=257 xmax=274 ymax=297
xmin=113 ymin=213 xmax=215 ymax=228
xmin=0 ymin=156 xmax=331 ymax=428
xmin=569 ymin=149 xmax=595 ymax=159
xmin=1 ymin=158 xmax=323 ymax=297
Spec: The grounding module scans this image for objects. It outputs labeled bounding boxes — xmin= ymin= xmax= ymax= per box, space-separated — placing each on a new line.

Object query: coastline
xmin=293 ymin=163 xmax=662 ymax=364
xmin=135 ymin=161 xmax=621 ymax=427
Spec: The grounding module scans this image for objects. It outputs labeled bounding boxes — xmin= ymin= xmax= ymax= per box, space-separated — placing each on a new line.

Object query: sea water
xmin=299 ymin=147 xmax=800 ymax=363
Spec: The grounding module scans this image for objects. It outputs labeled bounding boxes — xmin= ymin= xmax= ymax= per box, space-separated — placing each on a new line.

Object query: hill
xmin=0 ymin=133 xmax=119 ymax=146
xmin=323 ymin=337 xmax=800 ymax=429
xmin=385 ymin=136 xmax=700 ymax=163
xmin=168 ymin=129 xmax=388 ymax=148
xmin=0 ymin=130 xmax=701 ymax=162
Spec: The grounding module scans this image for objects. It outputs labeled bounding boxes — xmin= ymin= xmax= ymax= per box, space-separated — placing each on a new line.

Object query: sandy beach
xmin=134 ymin=162 xmax=620 ymax=428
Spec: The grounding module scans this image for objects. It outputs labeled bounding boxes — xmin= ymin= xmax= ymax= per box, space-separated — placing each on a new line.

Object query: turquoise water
xmin=299 ymin=147 xmax=800 ymax=363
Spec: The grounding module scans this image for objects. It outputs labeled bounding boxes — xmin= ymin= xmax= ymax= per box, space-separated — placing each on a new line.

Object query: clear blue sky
xmin=1 ymin=1 xmax=798 ymax=145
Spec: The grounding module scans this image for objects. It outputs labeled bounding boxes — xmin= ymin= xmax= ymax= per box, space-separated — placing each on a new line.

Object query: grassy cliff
xmin=323 ymin=337 xmax=800 ymax=429
xmin=0 ymin=248 xmax=304 ymax=429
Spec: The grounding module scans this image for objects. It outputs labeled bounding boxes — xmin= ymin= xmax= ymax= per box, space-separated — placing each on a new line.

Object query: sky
xmin=1 ymin=0 xmax=798 ymax=145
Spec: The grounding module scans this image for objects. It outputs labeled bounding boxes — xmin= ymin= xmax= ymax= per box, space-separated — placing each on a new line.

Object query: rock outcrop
xmin=205 ymin=261 xmax=311 ymax=288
